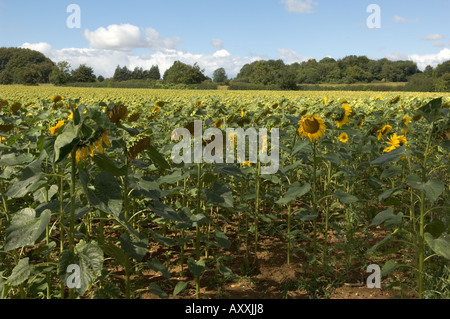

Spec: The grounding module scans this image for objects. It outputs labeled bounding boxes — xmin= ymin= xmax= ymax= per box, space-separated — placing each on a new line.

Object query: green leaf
xmin=149 ymin=200 xmax=183 ymax=222
xmin=0 ymin=153 xmax=34 ymax=166
xmin=323 ymin=153 xmax=341 ymax=166
xmin=187 ymin=258 xmax=206 ymax=277
xmin=380 ymin=166 xmax=402 ymax=179
xmin=149 ymin=229 xmax=177 ymax=247
xmin=370 ymin=208 xmax=403 ymax=228
xmin=147 ymin=258 xmax=171 ymax=279
xmin=425 ymin=219 xmax=446 ymax=238
xmin=58 ymin=240 xmax=103 ymax=296
xmin=378 ymin=184 xmax=404 ymax=202
xmin=82 ymin=172 xmax=123 ymax=217
xmin=7 ymin=258 xmax=32 ymax=286
xmin=93 ymin=154 xmax=127 ymax=177
xmin=54 ymin=123 xmax=79 ymax=163
xmin=334 ymin=190 xmax=359 ymax=205
xmin=147 ymin=145 xmax=170 ymax=170
xmin=423 ymin=179 xmax=445 ymax=203
xmin=173 ymin=281 xmax=188 ymax=296
xmin=99 ymin=243 xmax=127 ymax=267
xmin=211 ymin=229 xmax=231 ymax=249
xmin=219 ymin=263 xmax=234 ymax=279
xmin=120 ymin=232 xmax=148 ymax=262
xmin=6 ymin=160 xmax=44 ymax=199
xmin=149 ymin=283 xmax=168 ymax=299
xmin=276 ymin=182 xmax=311 ymax=205
xmin=92 ymin=282 xmax=121 ymax=299
xmin=381 ymin=260 xmax=397 ymax=277
xmin=417 ymin=97 xmax=442 ymax=123
xmin=370 ymin=146 xmax=406 ymax=166
xmin=4 ymin=209 xmax=51 ymax=251
xmin=205 ymin=183 xmax=234 ymax=208
xmin=425 ymin=233 xmax=450 ymax=260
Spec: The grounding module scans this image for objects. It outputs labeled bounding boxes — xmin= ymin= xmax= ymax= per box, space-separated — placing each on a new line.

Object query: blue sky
xmin=1 ymin=0 xmax=449 ymax=77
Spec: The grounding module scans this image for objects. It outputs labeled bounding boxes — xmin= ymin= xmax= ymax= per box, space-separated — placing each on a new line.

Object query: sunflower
xmin=241 ymin=110 xmax=245 ymax=118
xmin=241 ymin=161 xmax=251 ymax=167
xmin=339 ymin=132 xmax=349 ymax=143
xmin=383 ymin=134 xmax=407 ymax=153
xmin=49 ymin=120 xmax=65 ymax=135
xmin=69 ymin=130 xmax=111 ymax=163
xmin=377 ymin=125 xmax=392 ymax=140
xmin=298 ymin=114 xmax=326 ymax=142
xmin=214 ymin=119 xmax=223 ymax=129
xmin=335 ymin=104 xmax=352 ymax=128
xmin=403 ymin=115 xmax=412 ymax=127
xmin=108 ymin=105 xmax=129 ymax=124
xmin=127 ymin=137 xmax=151 ymax=162
xmin=51 ymin=96 xmax=64 ymax=103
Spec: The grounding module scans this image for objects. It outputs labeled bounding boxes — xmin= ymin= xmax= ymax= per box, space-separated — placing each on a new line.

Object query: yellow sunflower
xmin=298 ymin=114 xmax=326 ymax=142
xmin=339 ymin=132 xmax=349 ymax=143
xmin=49 ymin=120 xmax=65 ymax=135
xmin=383 ymin=134 xmax=407 ymax=153
xmin=377 ymin=125 xmax=392 ymax=140
xmin=403 ymin=115 xmax=412 ymax=127
xmin=335 ymin=104 xmax=352 ymax=128
xmin=241 ymin=161 xmax=251 ymax=167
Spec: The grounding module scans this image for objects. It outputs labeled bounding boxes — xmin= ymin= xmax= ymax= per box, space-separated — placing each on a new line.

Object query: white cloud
xmin=422 ymin=34 xmax=445 ymax=41
xmin=385 ymin=52 xmax=409 ymax=61
xmin=83 ymin=24 xmax=180 ymax=51
xmin=278 ymin=48 xmax=312 ymax=64
xmin=20 ymin=42 xmax=52 ymax=55
xmin=409 ymin=48 xmax=450 ymax=70
xmin=211 ymin=38 xmax=224 ymax=50
xmin=281 ymin=0 xmax=318 ymax=14
xmin=393 ymin=16 xmax=408 ymax=23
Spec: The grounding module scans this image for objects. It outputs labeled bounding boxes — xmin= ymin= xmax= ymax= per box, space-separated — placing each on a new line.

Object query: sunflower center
xmin=303 ymin=118 xmax=320 ymax=134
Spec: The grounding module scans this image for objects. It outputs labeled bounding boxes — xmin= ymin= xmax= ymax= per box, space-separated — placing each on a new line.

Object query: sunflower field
xmin=0 ymin=86 xmax=449 ymax=299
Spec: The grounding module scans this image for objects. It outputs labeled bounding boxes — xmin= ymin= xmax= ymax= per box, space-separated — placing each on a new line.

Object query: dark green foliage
xmin=0 ymin=47 xmax=54 ymax=84
xmin=163 ymin=61 xmax=207 ymax=85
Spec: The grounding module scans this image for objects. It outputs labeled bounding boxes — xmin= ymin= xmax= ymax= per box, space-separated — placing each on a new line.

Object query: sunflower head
xmin=51 ymin=96 xmax=64 ymax=103
xmin=214 ymin=119 xmax=223 ymax=129
xmin=108 ymin=105 xmax=129 ymax=124
xmin=403 ymin=115 xmax=412 ymax=127
xmin=128 ymin=112 xmax=141 ymax=123
xmin=127 ymin=137 xmax=151 ymax=162
xmin=383 ymin=133 xmax=407 ymax=153
xmin=49 ymin=120 xmax=65 ymax=136
xmin=0 ymin=124 xmax=14 ymax=133
xmin=298 ymin=114 xmax=326 ymax=142
xmin=377 ymin=125 xmax=393 ymax=140
xmin=339 ymin=132 xmax=349 ymax=143
xmin=11 ymin=102 xmax=22 ymax=113
xmin=242 ymin=161 xmax=251 ymax=167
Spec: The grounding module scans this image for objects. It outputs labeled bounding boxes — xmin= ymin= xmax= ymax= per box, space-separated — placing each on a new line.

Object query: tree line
xmin=1 ymin=47 xmax=449 ymax=91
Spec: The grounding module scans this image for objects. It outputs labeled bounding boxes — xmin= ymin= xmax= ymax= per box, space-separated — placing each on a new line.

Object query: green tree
xmin=49 ymin=61 xmax=71 ymax=85
xmin=147 ymin=65 xmax=161 ymax=80
xmin=433 ymin=61 xmax=450 ymax=78
xmin=163 ymin=61 xmax=207 ymax=84
xmin=0 ymin=70 xmax=13 ymax=84
xmin=18 ymin=66 xmax=41 ymax=85
xmin=213 ymin=67 xmax=227 ymax=83
xmin=71 ymin=64 xmax=96 ymax=83
xmin=113 ymin=65 xmax=132 ymax=82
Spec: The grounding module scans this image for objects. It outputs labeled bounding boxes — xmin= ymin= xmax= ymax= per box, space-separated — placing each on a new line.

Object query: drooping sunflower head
xmin=10 ymin=102 xmax=22 ymax=113
xmin=51 ymin=96 xmax=64 ymax=103
xmin=339 ymin=132 xmax=349 ymax=143
xmin=214 ymin=119 xmax=223 ymax=129
xmin=242 ymin=161 xmax=251 ymax=167
xmin=108 ymin=105 xmax=129 ymax=124
xmin=335 ymin=104 xmax=352 ymax=128
xmin=298 ymin=114 xmax=326 ymax=142
xmin=127 ymin=137 xmax=151 ymax=162
xmin=377 ymin=125 xmax=393 ymax=140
